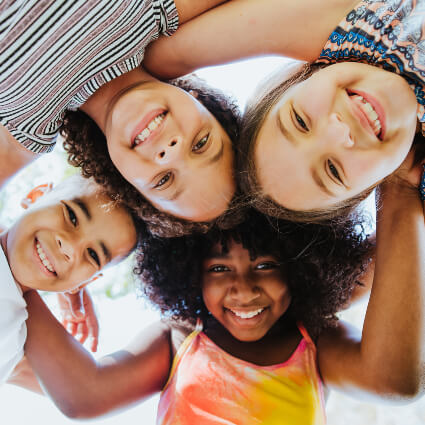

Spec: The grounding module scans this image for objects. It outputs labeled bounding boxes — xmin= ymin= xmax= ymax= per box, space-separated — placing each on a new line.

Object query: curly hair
xmin=135 ymin=209 xmax=373 ymax=338
xmin=237 ymin=60 xmax=420 ymax=224
xmin=61 ymin=75 xmax=242 ymax=238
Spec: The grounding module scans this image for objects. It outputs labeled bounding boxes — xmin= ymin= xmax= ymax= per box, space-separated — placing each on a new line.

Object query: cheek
xmin=202 ymin=282 xmax=225 ymax=314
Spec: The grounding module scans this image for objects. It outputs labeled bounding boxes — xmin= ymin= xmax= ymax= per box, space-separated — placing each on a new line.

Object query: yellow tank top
xmin=157 ymin=320 xmax=326 ymax=424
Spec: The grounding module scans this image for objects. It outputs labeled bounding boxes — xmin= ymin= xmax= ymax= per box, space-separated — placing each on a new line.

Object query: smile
xmin=133 ymin=111 xmax=166 ymax=147
xmin=35 ymin=239 xmax=56 ymax=275
xmin=227 ymin=307 xmax=266 ymax=319
xmin=347 ymin=90 xmax=385 ymax=140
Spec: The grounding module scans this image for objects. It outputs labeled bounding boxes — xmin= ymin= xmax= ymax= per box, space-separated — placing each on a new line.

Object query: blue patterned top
xmin=316 ymin=0 xmax=425 ymax=129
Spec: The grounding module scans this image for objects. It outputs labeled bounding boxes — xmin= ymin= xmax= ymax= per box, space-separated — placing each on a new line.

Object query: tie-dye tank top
xmin=316 ymin=0 xmax=425 ymax=131
xmin=157 ymin=321 xmax=326 ymax=425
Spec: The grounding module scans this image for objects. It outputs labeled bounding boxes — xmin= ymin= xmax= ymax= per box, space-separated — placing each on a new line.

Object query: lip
xmin=347 ymin=89 xmax=386 ymax=141
xmin=34 ymin=238 xmax=57 ymax=277
xmin=131 ymin=108 xmax=166 ymax=147
xmin=224 ymin=306 xmax=269 ymax=328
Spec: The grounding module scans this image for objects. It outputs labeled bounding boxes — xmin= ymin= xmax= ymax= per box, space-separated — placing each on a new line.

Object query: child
xmin=0 ymin=174 xmax=139 ymax=384
xmin=19 ymin=177 xmax=424 ymax=422
xmin=143 ymin=0 xmax=425 ymax=223
xmin=0 ymin=0 xmax=240 ymax=236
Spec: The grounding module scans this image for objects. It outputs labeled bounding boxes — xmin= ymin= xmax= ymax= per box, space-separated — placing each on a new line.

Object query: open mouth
xmin=35 ymin=238 xmax=56 ymax=275
xmin=347 ymin=90 xmax=385 ymax=141
xmin=132 ymin=111 xmax=167 ymax=147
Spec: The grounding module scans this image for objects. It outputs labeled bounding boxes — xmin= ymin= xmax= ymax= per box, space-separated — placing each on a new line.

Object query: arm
xmin=143 ymin=0 xmax=359 ymax=79
xmin=7 ymin=356 xmax=43 ymax=395
xmin=173 ymin=0 xmax=229 ymax=24
xmin=318 ymin=181 xmax=425 ymax=401
xmin=0 ymin=124 xmax=36 ymax=190
xmin=24 ymin=291 xmax=171 ymax=419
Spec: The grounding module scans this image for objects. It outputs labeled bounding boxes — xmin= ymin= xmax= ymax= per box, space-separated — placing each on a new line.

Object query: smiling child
xmin=0 ymin=174 xmax=138 ymax=384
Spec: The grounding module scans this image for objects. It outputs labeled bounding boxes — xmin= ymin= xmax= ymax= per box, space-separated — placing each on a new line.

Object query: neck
xmin=0 ymin=230 xmax=26 ymax=292
xmin=79 ymin=67 xmax=157 ymax=132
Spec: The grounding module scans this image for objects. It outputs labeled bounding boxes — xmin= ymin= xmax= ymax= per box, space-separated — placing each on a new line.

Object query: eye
xmin=87 ymin=248 xmax=100 ymax=267
xmin=327 ymin=159 xmax=343 ymax=184
xmin=64 ymin=203 xmax=78 ymax=227
xmin=255 ymin=261 xmax=279 ymax=270
xmin=192 ymin=134 xmax=209 ymax=153
xmin=208 ymin=264 xmax=230 ymax=273
xmin=154 ymin=172 xmax=172 ymax=189
xmin=293 ymin=108 xmax=309 ymax=131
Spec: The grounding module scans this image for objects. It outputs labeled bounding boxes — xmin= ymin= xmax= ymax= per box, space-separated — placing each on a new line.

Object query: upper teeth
xmin=351 ymin=94 xmax=382 ymax=137
xmin=134 ymin=113 xmax=166 ymax=145
xmin=229 ymin=308 xmax=265 ymax=319
xmin=36 ymin=241 xmax=55 ymax=273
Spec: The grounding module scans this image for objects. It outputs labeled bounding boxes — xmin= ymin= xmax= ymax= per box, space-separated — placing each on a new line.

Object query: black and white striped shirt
xmin=0 ymin=0 xmax=178 ymax=153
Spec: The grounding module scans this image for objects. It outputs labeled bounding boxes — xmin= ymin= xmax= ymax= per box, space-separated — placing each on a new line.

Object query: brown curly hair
xmin=237 ymin=61 xmax=420 ymax=225
xmin=135 ymin=209 xmax=373 ymax=338
xmin=61 ymin=75 xmax=242 ymax=237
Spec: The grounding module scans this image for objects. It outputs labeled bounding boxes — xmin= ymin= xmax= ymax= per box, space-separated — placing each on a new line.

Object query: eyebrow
xmin=206 ymin=137 xmax=224 ymax=166
xmin=276 ymin=107 xmax=298 ymax=146
xmin=100 ymin=242 xmax=111 ymax=263
xmin=311 ymin=168 xmax=335 ymax=197
xmin=73 ymin=198 xmax=91 ymax=220
xmin=207 ymin=251 xmax=230 ymax=260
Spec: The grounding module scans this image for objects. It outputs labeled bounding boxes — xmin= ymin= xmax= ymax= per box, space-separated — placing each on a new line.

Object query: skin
xmin=0 ymin=185 xmax=137 ymax=294
xmin=81 ymin=68 xmax=235 ymax=222
xmin=255 ymin=62 xmax=418 ymax=210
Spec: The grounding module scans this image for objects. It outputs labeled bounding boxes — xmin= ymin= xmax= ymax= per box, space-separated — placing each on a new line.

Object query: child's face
xmin=254 ymin=62 xmax=418 ymax=211
xmin=202 ymin=241 xmax=291 ymax=342
xmin=104 ymin=81 xmax=235 ymax=222
xmin=5 ymin=187 xmax=137 ymax=293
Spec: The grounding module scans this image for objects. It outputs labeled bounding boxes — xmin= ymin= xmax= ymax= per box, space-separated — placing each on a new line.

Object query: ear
xmin=66 ymin=273 xmax=103 ymax=295
xmin=21 ymin=182 xmax=53 ymax=209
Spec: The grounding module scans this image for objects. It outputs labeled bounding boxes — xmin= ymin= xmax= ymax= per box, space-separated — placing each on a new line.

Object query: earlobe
xmin=188 ymin=89 xmax=199 ymax=99
xmin=21 ymin=182 xmax=53 ymax=209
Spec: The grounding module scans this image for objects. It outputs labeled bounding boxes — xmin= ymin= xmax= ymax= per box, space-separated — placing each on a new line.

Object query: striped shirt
xmin=0 ymin=0 xmax=178 ymax=153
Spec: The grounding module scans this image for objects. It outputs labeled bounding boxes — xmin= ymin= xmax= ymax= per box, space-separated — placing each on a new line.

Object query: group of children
xmin=1 ymin=0 xmax=425 ymax=423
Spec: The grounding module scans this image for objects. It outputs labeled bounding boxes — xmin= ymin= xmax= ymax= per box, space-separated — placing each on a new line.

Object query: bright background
xmin=1 ymin=57 xmax=425 ymax=424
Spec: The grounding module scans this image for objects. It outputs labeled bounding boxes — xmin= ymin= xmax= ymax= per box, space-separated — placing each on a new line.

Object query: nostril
xmin=58 ymin=239 xmax=62 ymax=248
xmin=159 ymin=151 xmax=165 ymax=158
xmin=169 ymin=140 xmax=177 ymax=147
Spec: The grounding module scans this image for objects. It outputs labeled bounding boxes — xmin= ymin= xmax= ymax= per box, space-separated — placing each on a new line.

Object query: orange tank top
xmin=157 ymin=320 xmax=326 ymax=424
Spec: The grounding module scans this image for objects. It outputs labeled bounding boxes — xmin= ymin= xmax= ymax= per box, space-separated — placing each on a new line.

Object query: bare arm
xmin=0 ymin=124 xmax=36 ymax=190
xmin=173 ymin=0 xmax=229 ymax=24
xmin=143 ymin=0 xmax=359 ymax=79
xmin=23 ymin=291 xmax=171 ymax=419
xmin=7 ymin=356 xmax=43 ymax=395
xmin=318 ymin=182 xmax=425 ymax=401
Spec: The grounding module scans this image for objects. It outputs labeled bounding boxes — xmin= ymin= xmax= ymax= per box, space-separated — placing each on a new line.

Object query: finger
xmin=67 ymin=291 xmax=85 ymax=320
xmin=87 ymin=316 xmax=99 ymax=353
xmin=67 ymin=322 xmax=77 ymax=336
xmin=76 ymin=322 xmax=88 ymax=345
xmin=89 ymin=335 xmax=99 ymax=353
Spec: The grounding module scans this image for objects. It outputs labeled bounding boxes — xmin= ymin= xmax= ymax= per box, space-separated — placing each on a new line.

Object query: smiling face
xmin=5 ymin=182 xmax=137 ymax=293
xmin=254 ymin=62 xmax=418 ymax=210
xmin=104 ymin=81 xmax=235 ymax=222
xmin=202 ymin=241 xmax=291 ymax=342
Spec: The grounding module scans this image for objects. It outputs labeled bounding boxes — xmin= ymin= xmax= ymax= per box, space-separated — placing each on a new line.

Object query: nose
xmin=229 ymin=278 xmax=261 ymax=305
xmin=55 ymin=234 xmax=75 ymax=263
xmin=324 ymin=113 xmax=354 ymax=149
xmin=156 ymin=136 xmax=184 ymax=164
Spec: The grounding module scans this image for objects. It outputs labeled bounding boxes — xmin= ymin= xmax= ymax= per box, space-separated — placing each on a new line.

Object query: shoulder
xmin=163 ymin=318 xmax=195 ymax=357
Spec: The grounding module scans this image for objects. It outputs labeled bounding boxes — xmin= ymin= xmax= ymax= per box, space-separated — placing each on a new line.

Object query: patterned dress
xmin=316 ymin=0 xmax=425 ymax=130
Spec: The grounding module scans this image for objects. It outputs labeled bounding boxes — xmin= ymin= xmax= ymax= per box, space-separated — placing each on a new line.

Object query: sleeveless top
xmin=157 ymin=320 xmax=326 ymax=425
xmin=316 ymin=0 xmax=425 ymax=132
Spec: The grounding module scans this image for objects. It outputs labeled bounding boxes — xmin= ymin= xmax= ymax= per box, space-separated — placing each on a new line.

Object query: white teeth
xmin=36 ymin=242 xmax=55 ymax=273
xmin=229 ymin=308 xmax=265 ymax=319
xmin=135 ymin=113 xmax=166 ymax=144
xmin=351 ymin=94 xmax=382 ymax=137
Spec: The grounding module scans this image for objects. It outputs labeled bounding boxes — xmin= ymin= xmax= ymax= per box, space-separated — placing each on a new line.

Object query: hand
xmin=57 ymin=289 xmax=99 ymax=352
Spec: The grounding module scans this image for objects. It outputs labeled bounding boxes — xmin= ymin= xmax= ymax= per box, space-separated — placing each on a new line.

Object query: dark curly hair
xmin=135 ymin=209 xmax=373 ymax=338
xmin=61 ymin=74 xmax=242 ymax=238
